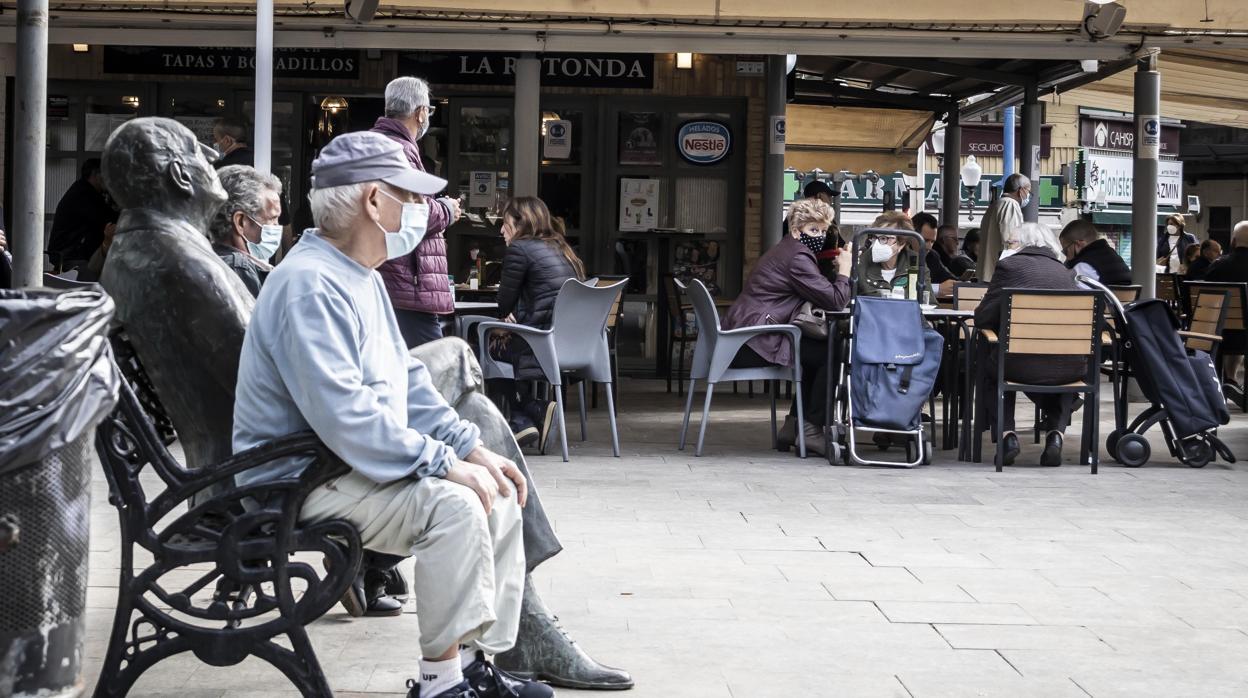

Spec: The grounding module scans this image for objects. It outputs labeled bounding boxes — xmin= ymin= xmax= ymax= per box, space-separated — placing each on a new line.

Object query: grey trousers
xmin=411 ymin=337 xmax=562 ymax=571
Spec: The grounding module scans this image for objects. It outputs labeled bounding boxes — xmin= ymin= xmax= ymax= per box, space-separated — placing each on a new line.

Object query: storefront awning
xmin=1058 ymin=49 xmax=1248 ymax=130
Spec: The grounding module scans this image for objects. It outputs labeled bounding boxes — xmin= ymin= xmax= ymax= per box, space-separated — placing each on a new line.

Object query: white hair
xmin=384 ymin=76 xmax=430 ymax=119
xmin=309 ymin=181 xmax=372 ymax=236
xmin=1005 ymin=222 xmax=1064 ymax=260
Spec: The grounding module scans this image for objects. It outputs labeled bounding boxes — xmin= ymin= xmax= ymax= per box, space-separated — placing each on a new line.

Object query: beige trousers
xmin=300 ymin=340 xmax=527 ymax=657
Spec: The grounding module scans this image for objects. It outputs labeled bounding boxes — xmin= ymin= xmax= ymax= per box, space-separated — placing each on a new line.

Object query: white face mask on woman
xmin=1166 ymin=224 xmax=1179 ymax=236
xmin=377 ymin=190 xmax=431 ymax=260
xmin=870 ymin=240 xmax=894 ymax=263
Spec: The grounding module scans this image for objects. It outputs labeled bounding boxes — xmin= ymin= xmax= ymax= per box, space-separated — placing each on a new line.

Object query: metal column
xmin=253 ymin=0 xmax=274 ymax=175
xmin=940 ymin=110 xmax=961 ymax=228
xmin=512 ymin=53 xmax=540 ymax=198
xmin=1019 ymin=84 xmax=1041 ymax=223
xmin=761 ymin=55 xmax=787 ymax=251
xmin=1132 ymin=55 xmax=1161 ymax=298
xmin=12 ymin=0 xmax=48 ymax=288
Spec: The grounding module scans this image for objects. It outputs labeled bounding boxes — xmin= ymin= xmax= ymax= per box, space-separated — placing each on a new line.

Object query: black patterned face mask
xmin=799 ymin=232 xmax=826 ymax=254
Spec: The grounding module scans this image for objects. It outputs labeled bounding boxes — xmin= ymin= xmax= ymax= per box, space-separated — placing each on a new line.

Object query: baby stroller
xmin=827 ymin=228 xmax=944 ymax=467
xmin=1082 ymin=276 xmax=1235 ymax=468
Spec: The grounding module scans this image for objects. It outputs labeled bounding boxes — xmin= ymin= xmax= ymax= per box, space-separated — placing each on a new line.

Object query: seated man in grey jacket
xmin=233 ymin=131 xmax=550 ymax=698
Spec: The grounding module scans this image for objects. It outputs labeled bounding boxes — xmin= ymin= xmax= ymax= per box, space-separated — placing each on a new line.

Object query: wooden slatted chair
xmin=1156 ymin=273 xmax=1180 ymax=312
xmin=982 ymin=290 xmax=1103 ymax=473
xmin=1182 ymin=280 xmax=1248 ymax=411
xmin=952 ymin=283 xmax=990 ymax=461
xmin=1180 ymin=288 xmax=1230 ymax=357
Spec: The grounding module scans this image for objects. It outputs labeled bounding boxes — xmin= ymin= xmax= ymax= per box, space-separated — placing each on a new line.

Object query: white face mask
xmin=245 ymin=218 xmax=282 ymax=261
xmin=1166 ymin=224 xmax=1179 ymax=236
xmin=377 ymin=190 xmax=430 ymax=260
xmin=871 ymin=240 xmax=894 ymax=263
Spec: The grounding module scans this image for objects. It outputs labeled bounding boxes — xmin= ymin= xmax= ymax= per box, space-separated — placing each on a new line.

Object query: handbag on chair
xmin=790 ymin=301 xmax=829 ymax=340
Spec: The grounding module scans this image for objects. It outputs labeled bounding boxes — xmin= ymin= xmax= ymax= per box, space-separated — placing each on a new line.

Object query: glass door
xmin=537 ymin=98 xmax=596 ymax=271
xmin=445 ymin=98 xmax=513 ymax=285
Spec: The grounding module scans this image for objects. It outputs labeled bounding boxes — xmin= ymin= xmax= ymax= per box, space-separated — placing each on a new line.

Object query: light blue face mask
xmin=377 ymin=190 xmax=430 ymax=260
xmin=1019 ymin=192 xmax=1032 ymax=209
xmin=244 ymin=215 xmax=282 ymax=261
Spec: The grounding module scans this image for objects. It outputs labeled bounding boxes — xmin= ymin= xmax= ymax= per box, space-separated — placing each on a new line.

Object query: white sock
xmin=419 ymin=656 xmax=463 ymax=697
xmin=460 ymin=645 xmax=481 ymax=670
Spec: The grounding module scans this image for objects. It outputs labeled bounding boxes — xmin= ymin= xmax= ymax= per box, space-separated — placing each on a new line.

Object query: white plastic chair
xmin=678 ymin=279 xmax=807 ymax=457
xmin=476 ymin=279 xmax=626 ymax=461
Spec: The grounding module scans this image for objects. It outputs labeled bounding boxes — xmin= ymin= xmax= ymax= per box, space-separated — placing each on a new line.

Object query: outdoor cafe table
xmin=821 ymin=307 xmax=975 ymax=463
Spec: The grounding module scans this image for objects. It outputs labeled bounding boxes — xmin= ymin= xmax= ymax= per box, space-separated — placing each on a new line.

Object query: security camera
xmin=1082 ymin=1 xmax=1126 ymax=41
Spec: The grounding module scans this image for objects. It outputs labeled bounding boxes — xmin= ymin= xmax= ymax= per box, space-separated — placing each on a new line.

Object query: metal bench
xmin=92 ymin=374 xmax=361 ymax=697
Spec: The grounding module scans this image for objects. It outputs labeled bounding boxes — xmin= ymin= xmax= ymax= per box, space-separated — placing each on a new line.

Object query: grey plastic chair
xmin=677 ymin=278 xmax=807 ymax=458
xmin=476 ymin=278 xmax=626 ymax=461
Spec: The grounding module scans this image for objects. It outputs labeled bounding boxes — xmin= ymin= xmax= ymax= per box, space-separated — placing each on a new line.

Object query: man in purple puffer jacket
xmin=372 ymin=76 xmax=463 ymax=348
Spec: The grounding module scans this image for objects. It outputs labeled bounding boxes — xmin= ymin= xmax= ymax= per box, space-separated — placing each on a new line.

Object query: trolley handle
xmin=848 ymin=227 xmax=930 ymax=301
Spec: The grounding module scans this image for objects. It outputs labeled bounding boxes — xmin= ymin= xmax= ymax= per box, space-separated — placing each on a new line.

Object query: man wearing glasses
xmin=372 ymin=76 xmax=463 ymax=349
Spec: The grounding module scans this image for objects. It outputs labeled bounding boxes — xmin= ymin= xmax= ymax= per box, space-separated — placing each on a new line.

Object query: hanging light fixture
xmin=72 ymin=44 xmax=89 ymax=53
xmin=320 ymin=96 xmax=349 ymax=114
xmin=675 ymin=53 xmax=693 ymax=70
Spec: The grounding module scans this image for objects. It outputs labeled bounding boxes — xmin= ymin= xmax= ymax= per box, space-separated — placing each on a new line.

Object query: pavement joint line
xmin=895 ymin=674 xmax=917 ymax=698
xmin=1070 ymin=677 xmax=1095 ymax=697
xmin=994 ymin=649 xmax=1025 ymax=677
xmin=931 ymin=623 xmax=955 ymax=649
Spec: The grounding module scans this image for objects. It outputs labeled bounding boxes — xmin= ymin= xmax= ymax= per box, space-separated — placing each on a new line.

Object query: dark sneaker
xmin=537 ymin=401 xmax=558 ymax=455
xmin=406 ymin=678 xmax=480 ymax=698
xmin=465 ymin=652 xmax=554 ymax=698
xmin=510 ymin=412 xmax=539 ymax=448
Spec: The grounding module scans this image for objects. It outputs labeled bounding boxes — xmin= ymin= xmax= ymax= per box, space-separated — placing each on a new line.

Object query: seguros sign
xmin=677 ymin=121 xmax=731 ymax=165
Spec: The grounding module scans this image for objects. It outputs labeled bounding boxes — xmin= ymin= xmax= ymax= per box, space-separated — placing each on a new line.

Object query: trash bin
xmin=0 ymin=288 xmax=118 ymax=697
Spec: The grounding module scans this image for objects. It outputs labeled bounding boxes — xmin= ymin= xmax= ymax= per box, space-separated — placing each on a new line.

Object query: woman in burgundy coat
xmin=722 ymin=197 xmax=852 ymax=453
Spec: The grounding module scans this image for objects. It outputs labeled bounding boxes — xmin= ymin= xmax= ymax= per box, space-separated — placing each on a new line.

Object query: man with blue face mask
xmin=235 ymin=130 xmax=557 ymax=698
xmin=976 ymin=173 xmax=1029 ymax=282
xmin=207 ymin=165 xmax=284 ymax=297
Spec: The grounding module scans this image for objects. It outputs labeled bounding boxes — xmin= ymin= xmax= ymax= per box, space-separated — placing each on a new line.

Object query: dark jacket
xmin=1186 ymin=254 xmax=1216 ymax=281
xmin=496 ymin=238 xmax=579 ymax=379
xmin=975 ymin=246 xmax=1086 ymax=386
xmin=938 ymin=248 xmax=975 ymax=277
xmin=925 ymin=248 xmax=957 ymax=284
xmin=47 ymin=178 xmax=118 ymax=266
xmin=371 ymin=117 xmax=455 ymax=315
xmin=723 ymin=236 xmax=851 ymax=366
xmin=1068 ymin=238 xmax=1131 ymax=286
xmin=1157 ymin=230 xmax=1198 ymax=273
xmin=213 ymin=243 xmax=268 ymax=298
xmin=1204 ymin=247 xmax=1248 ymax=285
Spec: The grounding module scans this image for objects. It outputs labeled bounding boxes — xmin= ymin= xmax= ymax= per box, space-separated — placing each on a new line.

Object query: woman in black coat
xmin=489 ymin=196 xmax=585 ymax=450
xmin=975 ymin=223 xmax=1085 ymax=467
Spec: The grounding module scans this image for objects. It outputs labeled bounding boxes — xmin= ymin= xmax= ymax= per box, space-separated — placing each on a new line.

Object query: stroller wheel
xmin=1106 ymin=429 xmax=1123 ymax=460
xmin=1182 ymin=439 xmax=1213 ymax=468
xmin=922 ymin=439 xmax=933 ymax=466
xmin=1115 ymin=433 xmax=1150 ymax=468
xmin=828 ymin=442 xmax=843 ymax=464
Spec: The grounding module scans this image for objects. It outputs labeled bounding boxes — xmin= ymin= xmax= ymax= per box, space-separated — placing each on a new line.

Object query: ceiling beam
xmin=854 ymin=57 xmax=1035 ymax=87
xmin=870 ymin=67 xmax=912 ymax=89
xmin=797 ymin=83 xmax=954 ymax=113
xmin=960 ymin=54 xmax=1140 ymax=121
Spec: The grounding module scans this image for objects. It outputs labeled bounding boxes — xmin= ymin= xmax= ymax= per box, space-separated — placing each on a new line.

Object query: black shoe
xmin=464 ymin=652 xmax=553 ymax=698
xmin=1000 ymin=432 xmax=1020 ymax=466
xmin=1040 ymin=431 xmax=1063 ymax=466
xmin=406 ymin=678 xmax=480 ymax=698
xmin=362 ymin=566 xmax=405 ymax=617
xmin=509 ymin=412 xmax=539 ymax=449
xmin=776 ymin=415 xmax=797 ymax=451
xmin=384 ymin=566 xmax=410 ymax=601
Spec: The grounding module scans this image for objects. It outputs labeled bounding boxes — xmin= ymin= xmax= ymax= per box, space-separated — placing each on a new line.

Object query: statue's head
xmin=102 ymin=117 xmax=227 ymax=228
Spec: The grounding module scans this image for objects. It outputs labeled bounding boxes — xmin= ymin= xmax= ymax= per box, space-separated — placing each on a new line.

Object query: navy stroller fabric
xmin=1125 ymin=299 xmax=1229 ymax=438
xmin=851 ymin=296 xmax=943 ymax=430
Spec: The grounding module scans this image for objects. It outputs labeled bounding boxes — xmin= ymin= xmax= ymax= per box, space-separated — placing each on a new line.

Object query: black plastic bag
xmin=0 ymin=288 xmax=119 ymax=474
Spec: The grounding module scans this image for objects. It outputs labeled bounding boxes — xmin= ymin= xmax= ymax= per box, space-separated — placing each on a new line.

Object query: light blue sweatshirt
xmin=233 ymin=231 xmax=480 ymax=486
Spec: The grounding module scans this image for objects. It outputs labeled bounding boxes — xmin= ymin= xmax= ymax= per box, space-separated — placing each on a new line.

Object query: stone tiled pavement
xmin=82 ymin=379 xmax=1248 ymax=697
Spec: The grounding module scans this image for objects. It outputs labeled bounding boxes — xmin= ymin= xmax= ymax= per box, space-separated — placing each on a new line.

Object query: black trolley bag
xmin=1111 ymin=296 xmax=1234 ymax=467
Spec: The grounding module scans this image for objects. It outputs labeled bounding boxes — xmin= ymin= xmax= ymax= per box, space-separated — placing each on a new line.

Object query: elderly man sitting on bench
xmin=233 ymin=131 xmax=549 ymax=698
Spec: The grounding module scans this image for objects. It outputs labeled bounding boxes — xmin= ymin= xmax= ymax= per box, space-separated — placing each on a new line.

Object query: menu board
xmin=619 ymin=178 xmax=659 ymax=232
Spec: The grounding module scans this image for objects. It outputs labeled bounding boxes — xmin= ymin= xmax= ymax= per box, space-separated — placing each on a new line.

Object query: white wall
xmin=1185 ymin=178 xmax=1248 ymax=241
